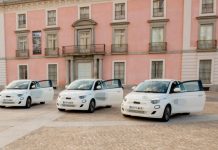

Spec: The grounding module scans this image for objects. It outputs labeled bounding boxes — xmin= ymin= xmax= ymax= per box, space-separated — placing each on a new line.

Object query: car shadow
xmin=0 ymin=103 xmax=45 ymax=110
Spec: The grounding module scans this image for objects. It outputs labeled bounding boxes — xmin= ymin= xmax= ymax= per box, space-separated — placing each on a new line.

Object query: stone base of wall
xmin=209 ymin=85 xmax=218 ymax=92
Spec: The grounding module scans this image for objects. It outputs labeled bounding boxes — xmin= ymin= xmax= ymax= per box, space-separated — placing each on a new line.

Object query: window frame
xmin=197 ymin=58 xmax=214 ymax=85
xmin=17 ymin=64 xmax=29 ymax=80
xmin=45 ymin=31 xmax=59 ymax=49
xmin=47 ymin=63 xmax=59 ymax=87
xmin=150 ymin=59 xmax=165 ymax=79
xmin=200 ymin=0 xmax=216 ymax=16
xmin=16 ymin=12 xmax=27 ymax=30
xmin=151 ymin=0 xmax=167 ymax=19
xmin=78 ymin=4 xmax=91 ymax=20
xmin=112 ymin=25 xmax=128 ymax=45
xmin=46 ymin=9 xmax=57 ymax=27
xmin=16 ymin=33 xmax=28 ymax=51
xmin=113 ymin=0 xmax=128 ymax=22
xmin=112 ymin=60 xmax=126 ymax=85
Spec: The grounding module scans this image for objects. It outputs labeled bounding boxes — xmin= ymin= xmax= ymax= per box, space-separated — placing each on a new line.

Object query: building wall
xmin=3 ymin=0 xmax=184 ymax=87
xmin=182 ymin=0 xmax=218 ymax=90
xmin=0 ymin=7 xmax=6 ymax=88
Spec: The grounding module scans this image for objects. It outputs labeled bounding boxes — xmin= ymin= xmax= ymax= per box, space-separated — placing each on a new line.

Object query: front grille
xmin=128 ymin=109 xmax=145 ymax=114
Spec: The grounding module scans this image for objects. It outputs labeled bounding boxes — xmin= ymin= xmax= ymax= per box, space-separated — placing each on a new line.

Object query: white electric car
xmin=0 ymin=80 xmax=54 ymax=108
xmin=57 ymin=79 xmax=123 ymax=112
xmin=121 ymin=79 xmax=206 ymax=121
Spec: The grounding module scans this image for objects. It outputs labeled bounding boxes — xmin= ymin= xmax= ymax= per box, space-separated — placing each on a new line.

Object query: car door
xmin=93 ymin=80 xmax=107 ymax=107
xmin=30 ymin=81 xmax=43 ymax=103
xmin=38 ymin=80 xmax=54 ymax=102
xmin=102 ymin=79 xmax=123 ymax=106
xmin=179 ymin=80 xmax=206 ymax=113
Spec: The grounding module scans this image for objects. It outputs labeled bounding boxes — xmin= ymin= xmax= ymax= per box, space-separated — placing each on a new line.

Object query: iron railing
xmin=45 ymin=47 xmax=59 ymax=57
xmin=197 ymin=40 xmax=217 ymax=50
xmin=153 ymin=8 xmax=164 ymax=17
xmin=16 ymin=49 xmax=29 ymax=58
xmin=111 ymin=44 xmax=128 ymax=54
xmin=202 ymin=3 xmax=214 ymax=14
xmin=149 ymin=42 xmax=167 ymax=53
xmin=62 ymin=44 xmax=105 ymax=56
xmin=115 ymin=11 xmax=125 ymax=20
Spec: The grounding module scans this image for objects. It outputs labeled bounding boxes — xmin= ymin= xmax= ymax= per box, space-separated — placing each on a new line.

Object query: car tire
xmin=40 ymin=102 xmax=45 ymax=104
xmin=122 ymin=114 xmax=128 ymax=117
xmin=25 ymin=98 xmax=32 ymax=109
xmin=105 ymin=105 xmax=112 ymax=108
xmin=58 ymin=108 xmax=65 ymax=112
xmin=161 ymin=105 xmax=171 ymax=122
xmin=88 ymin=100 xmax=95 ymax=113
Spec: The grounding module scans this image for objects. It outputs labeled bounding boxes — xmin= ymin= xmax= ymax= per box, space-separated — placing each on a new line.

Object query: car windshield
xmin=67 ymin=80 xmax=94 ymax=90
xmin=6 ymin=81 xmax=30 ymax=90
xmin=134 ymin=80 xmax=170 ymax=93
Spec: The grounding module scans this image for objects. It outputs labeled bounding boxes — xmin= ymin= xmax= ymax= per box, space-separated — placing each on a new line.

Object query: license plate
xmin=63 ymin=101 xmax=74 ymax=105
xmin=3 ymin=99 xmax=12 ymax=102
xmin=129 ymin=106 xmax=143 ymax=110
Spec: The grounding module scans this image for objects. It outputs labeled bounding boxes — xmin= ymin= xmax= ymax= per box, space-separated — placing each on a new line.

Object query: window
xmin=80 ymin=7 xmax=89 ymax=19
xmin=19 ymin=65 xmax=28 ymax=79
xmin=153 ymin=0 xmax=164 ymax=17
xmin=47 ymin=10 xmax=56 ymax=26
xmin=152 ymin=27 xmax=164 ymax=43
xmin=114 ymin=62 xmax=125 ymax=84
xmin=151 ymin=61 xmax=163 ymax=79
xmin=18 ymin=14 xmax=26 ymax=29
xmin=47 ymin=33 xmax=58 ymax=49
xmin=17 ymin=35 xmax=27 ymax=50
xmin=115 ymin=3 xmax=126 ymax=20
xmin=48 ymin=64 xmax=58 ymax=87
xmin=32 ymin=31 xmax=41 ymax=54
xmin=114 ymin=29 xmax=126 ymax=45
xmin=199 ymin=60 xmax=212 ymax=84
xmin=202 ymin=0 xmax=214 ymax=14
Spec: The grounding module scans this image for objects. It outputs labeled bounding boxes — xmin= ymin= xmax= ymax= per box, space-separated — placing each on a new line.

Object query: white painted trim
xmin=183 ymin=0 xmax=192 ymax=50
xmin=112 ymin=0 xmax=128 ymax=22
xmin=16 ymin=12 xmax=27 ymax=30
xmin=151 ymin=0 xmax=167 ymax=20
xmin=112 ymin=60 xmax=126 ymax=85
xmin=17 ymin=64 xmax=29 ymax=80
xmin=78 ymin=4 xmax=92 ymax=19
xmin=45 ymin=8 xmax=58 ymax=28
xmin=199 ymin=0 xmax=216 ymax=16
xmin=47 ymin=63 xmax=59 ymax=86
xmin=197 ymin=57 xmax=214 ymax=85
xmin=149 ymin=59 xmax=165 ymax=79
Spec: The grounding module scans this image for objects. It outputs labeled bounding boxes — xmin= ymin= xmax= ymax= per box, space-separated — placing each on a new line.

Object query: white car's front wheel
xmin=88 ymin=100 xmax=95 ymax=113
xmin=162 ymin=105 xmax=171 ymax=122
xmin=25 ymin=97 xmax=32 ymax=109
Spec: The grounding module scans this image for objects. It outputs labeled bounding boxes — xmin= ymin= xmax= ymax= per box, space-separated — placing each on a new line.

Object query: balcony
xmin=16 ymin=49 xmax=29 ymax=58
xmin=62 ymin=44 xmax=105 ymax=56
xmin=153 ymin=8 xmax=164 ymax=17
xmin=149 ymin=42 xmax=167 ymax=53
xmin=111 ymin=44 xmax=128 ymax=54
xmin=45 ymin=47 xmax=59 ymax=57
xmin=197 ymin=40 xmax=217 ymax=51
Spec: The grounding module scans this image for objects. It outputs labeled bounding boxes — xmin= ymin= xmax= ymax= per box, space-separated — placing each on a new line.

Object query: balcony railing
xmin=149 ymin=42 xmax=167 ymax=53
xmin=202 ymin=3 xmax=214 ymax=14
xmin=45 ymin=47 xmax=59 ymax=57
xmin=111 ymin=44 xmax=128 ymax=54
xmin=16 ymin=49 xmax=29 ymax=58
xmin=197 ymin=40 xmax=217 ymax=50
xmin=153 ymin=8 xmax=164 ymax=17
xmin=62 ymin=44 xmax=105 ymax=56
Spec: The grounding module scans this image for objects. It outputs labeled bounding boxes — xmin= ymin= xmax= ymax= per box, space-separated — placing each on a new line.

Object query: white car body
xmin=57 ymin=79 xmax=123 ymax=112
xmin=121 ymin=79 xmax=206 ymax=121
xmin=0 ymin=80 xmax=54 ymax=108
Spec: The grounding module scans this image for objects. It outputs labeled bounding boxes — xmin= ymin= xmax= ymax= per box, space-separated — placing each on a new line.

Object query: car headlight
xmin=79 ymin=95 xmax=87 ymax=99
xmin=151 ymin=99 xmax=160 ymax=104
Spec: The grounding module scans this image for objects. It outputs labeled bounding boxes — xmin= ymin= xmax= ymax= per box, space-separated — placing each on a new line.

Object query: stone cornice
xmin=110 ymin=21 xmax=130 ymax=26
xmin=14 ymin=29 xmax=30 ymax=34
xmin=196 ymin=15 xmax=218 ymax=20
xmin=43 ymin=27 xmax=60 ymax=31
xmin=147 ymin=19 xmax=170 ymax=23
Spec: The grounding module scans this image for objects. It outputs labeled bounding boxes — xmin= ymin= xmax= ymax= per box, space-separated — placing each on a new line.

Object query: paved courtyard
xmin=0 ymin=90 xmax=218 ymax=150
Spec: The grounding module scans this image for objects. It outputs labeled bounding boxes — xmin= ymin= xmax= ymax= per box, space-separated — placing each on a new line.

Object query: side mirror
xmin=174 ymin=88 xmax=181 ymax=93
xmin=65 ymin=85 xmax=69 ymax=89
xmin=132 ymin=86 xmax=136 ymax=90
xmin=96 ymin=85 xmax=102 ymax=90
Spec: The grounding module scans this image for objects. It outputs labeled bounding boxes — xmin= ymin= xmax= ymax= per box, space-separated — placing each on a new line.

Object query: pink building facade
xmin=0 ymin=0 xmax=216 ymax=90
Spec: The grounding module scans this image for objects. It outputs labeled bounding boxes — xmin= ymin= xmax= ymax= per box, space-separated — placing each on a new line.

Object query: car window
xmin=38 ymin=80 xmax=53 ymax=88
xmin=170 ymin=81 xmax=180 ymax=93
xmin=135 ymin=81 xmax=170 ymax=93
xmin=180 ymin=80 xmax=203 ymax=92
xmin=67 ymin=80 xmax=94 ymax=90
xmin=103 ymin=79 xmax=122 ymax=89
xmin=94 ymin=81 xmax=103 ymax=90
xmin=6 ymin=81 xmax=30 ymax=90
xmin=30 ymin=82 xmax=37 ymax=89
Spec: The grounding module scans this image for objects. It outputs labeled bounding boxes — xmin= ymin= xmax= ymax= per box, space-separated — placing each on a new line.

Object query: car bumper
xmin=56 ymin=98 xmax=90 ymax=111
xmin=121 ymin=102 xmax=165 ymax=118
xmin=0 ymin=98 xmax=26 ymax=107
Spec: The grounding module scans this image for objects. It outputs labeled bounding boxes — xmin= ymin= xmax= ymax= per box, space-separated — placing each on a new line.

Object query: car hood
xmin=125 ymin=92 xmax=167 ymax=102
xmin=0 ymin=89 xmax=27 ymax=97
xmin=59 ymin=90 xmax=92 ymax=98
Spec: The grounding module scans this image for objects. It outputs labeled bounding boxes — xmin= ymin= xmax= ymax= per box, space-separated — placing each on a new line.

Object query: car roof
xmin=144 ymin=79 xmax=176 ymax=82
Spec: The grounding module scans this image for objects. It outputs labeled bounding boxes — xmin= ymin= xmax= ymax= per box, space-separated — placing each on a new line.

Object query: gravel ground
xmin=4 ymin=122 xmax=218 ymax=150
